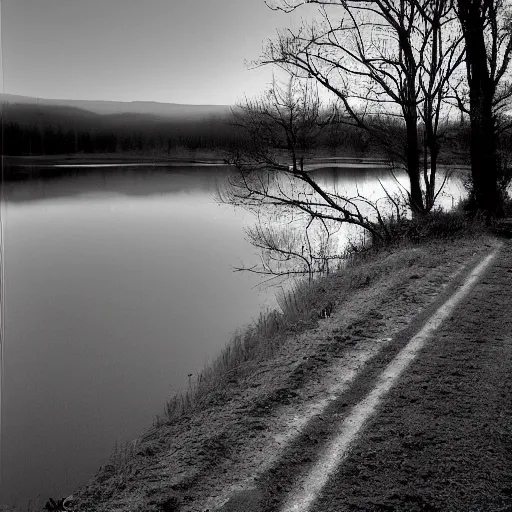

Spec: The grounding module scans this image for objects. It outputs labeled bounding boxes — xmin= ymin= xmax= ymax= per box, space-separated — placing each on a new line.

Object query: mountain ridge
xmin=1 ymin=93 xmax=233 ymax=119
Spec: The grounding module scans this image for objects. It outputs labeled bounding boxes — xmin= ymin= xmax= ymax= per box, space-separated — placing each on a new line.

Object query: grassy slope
xmin=69 ymin=229 xmax=497 ymax=512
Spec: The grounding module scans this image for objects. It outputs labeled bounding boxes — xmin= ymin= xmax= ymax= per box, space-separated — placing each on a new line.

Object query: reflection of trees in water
xmin=2 ymin=166 xmax=233 ymax=203
xmin=310 ymin=167 xmax=465 ymax=213
xmin=4 ymin=164 xmax=468 ymax=282
xmin=231 ymin=167 xmax=467 ymax=281
xmin=308 ymin=167 xmax=405 ymax=189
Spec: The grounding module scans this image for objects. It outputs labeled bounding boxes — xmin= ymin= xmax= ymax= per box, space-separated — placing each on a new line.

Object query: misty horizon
xmin=1 ymin=92 xmax=233 ymax=108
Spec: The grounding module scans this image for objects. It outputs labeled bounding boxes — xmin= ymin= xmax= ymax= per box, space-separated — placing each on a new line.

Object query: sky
xmin=1 ymin=0 xmax=315 ymax=105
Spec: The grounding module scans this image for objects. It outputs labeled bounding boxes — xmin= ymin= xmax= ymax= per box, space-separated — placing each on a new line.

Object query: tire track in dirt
xmin=215 ymin=243 xmax=503 ymax=512
xmin=196 ymin=247 xmax=471 ymax=512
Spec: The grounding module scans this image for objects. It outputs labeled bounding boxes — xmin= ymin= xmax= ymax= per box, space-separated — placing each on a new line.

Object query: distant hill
xmin=0 ymin=100 xmax=236 ymax=138
xmin=0 ymin=94 xmax=240 ymax=157
xmin=0 ymin=93 xmax=232 ymax=120
xmin=1 ymin=101 xmax=103 ymax=129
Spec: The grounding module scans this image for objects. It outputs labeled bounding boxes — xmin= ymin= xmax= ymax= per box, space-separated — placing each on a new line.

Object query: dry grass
xmin=108 ymin=440 xmax=140 ymax=472
xmin=157 ymin=209 xmax=487 ymax=426
xmin=157 ymin=275 xmax=346 ymax=424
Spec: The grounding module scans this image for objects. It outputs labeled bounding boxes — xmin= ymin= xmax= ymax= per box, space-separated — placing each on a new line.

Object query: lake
xmin=0 ymin=164 xmax=467 ymax=507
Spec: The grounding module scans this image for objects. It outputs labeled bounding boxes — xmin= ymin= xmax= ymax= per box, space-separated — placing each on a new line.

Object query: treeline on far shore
xmin=0 ymin=100 xmax=493 ymax=162
xmin=1 ymin=102 xmax=238 ymax=156
xmin=1 ymin=108 xmax=380 ymax=157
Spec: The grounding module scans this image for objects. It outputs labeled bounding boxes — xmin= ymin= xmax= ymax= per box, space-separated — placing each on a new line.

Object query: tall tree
xmin=221 ymin=77 xmax=401 ymax=279
xmin=455 ymin=0 xmax=512 ymax=216
xmin=261 ymin=0 xmax=464 ymax=214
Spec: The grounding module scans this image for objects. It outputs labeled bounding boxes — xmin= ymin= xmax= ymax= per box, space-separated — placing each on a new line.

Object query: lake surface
xmin=0 ymin=165 xmax=467 ymax=507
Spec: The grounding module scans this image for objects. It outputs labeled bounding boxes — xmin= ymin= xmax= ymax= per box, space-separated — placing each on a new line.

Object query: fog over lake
xmin=0 ymin=165 xmax=466 ymax=507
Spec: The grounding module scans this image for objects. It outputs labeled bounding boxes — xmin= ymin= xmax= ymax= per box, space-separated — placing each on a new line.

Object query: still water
xmin=0 ymin=165 xmax=466 ymax=507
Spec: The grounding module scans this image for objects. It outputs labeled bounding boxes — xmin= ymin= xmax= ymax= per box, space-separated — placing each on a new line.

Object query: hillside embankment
xmin=65 ymin=230 xmax=510 ymax=512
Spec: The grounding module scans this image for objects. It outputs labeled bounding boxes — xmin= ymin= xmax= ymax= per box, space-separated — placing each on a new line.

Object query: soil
xmin=71 ymin=234 xmax=510 ymax=512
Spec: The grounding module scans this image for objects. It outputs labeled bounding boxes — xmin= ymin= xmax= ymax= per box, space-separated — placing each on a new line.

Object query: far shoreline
xmin=2 ymin=151 xmax=471 ymax=174
xmin=2 ymin=152 xmax=230 ymax=168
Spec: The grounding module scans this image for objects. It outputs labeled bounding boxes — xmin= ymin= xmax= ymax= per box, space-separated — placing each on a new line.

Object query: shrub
xmin=378 ymin=208 xmax=478 ymax=244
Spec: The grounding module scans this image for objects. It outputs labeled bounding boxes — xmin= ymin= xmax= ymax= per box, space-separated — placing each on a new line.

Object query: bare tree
xmin=415 ymin=0 xmax=466 ymax=210
xmin=259 ymin=0 xmax=465 ymax=215
xmin=219 ymin=77 xmax=399 ymax=280
xmin=454 ymin=0 xmax=512 ymax=215
xmin=241 ymin=212 xmax=342 ymax=282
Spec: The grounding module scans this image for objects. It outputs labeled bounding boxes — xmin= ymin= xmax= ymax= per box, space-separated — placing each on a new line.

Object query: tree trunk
xmin=470 ymin=100 xmax=501 ymax=216
xmin=426 ymin=140 xmax=438 ymax=212
xmin=405 ymin=112 xmax=424 ymax=215
xmin=423 ymin=117 xmax=439 ymax=213
xmin=458 ymin=0 xmax=502 ymax=217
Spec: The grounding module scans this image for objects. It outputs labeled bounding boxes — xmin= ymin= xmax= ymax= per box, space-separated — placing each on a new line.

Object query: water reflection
xmin=309 ymin=166 xmax=467 ymax=211
xmin=2 ymin=166 xmax=232 ymax=203
xmin=309 ymin=166 xmax=400 ymax=185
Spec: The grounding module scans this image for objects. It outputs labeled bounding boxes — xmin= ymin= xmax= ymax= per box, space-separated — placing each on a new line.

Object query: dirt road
xmin=220 ymin=241 xmax=512 ymax=512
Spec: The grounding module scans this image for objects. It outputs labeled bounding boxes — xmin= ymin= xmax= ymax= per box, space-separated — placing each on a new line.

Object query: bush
xmin=380 ymin=208 xmax=475 ymax=244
